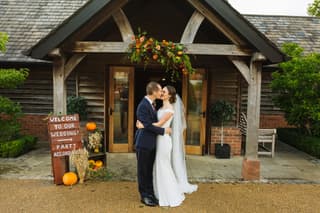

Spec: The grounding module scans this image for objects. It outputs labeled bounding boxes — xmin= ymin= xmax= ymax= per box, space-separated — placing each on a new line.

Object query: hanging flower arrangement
xmin=128 ymin=29 xmax=195 ymax=80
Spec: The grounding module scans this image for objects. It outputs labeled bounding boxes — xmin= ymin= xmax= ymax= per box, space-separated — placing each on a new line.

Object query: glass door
xmin=108 ymin=67 xmax=134 ymax=152
xmin=182 ymin=69 xmax=207 ymax=155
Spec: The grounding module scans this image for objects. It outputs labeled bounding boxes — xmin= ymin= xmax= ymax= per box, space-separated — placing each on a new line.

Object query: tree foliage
xmin=271 ymin=43 xmax=320 ymax=136
xmin=0 ymin=32 xmax=8 ymax=53
xmin=0 ymin=32 xmax=29 ymax=141
xmin=308 ymin=0 xmax=320 ymax=17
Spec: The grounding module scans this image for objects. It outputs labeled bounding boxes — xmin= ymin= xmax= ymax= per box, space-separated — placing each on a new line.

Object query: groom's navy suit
xmin=135 ymin=97 xmax=164 ymax=199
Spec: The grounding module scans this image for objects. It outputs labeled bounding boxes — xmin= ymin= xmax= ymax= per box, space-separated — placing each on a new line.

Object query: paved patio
xmin=0 ymin=141 xmax=320 ymax=183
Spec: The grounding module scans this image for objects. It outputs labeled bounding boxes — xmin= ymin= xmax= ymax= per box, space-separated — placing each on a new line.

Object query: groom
xmin=135 ymin=81 xmax=171 ymax=206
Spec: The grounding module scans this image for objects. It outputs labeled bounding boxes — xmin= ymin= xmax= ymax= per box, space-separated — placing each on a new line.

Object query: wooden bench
xmin=258 ymin=129 xmax=276 ymax=158
xmin=239 ymin=113 xmax=276 ymax=158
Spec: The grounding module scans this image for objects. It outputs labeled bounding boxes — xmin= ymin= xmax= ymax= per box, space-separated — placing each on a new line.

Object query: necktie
xmin=152 ymin=102 xmax=156 ymax=111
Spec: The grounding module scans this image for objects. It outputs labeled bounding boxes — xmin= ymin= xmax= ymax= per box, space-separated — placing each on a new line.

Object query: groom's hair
xmin=146 ymin=81 xmax=161 ymax=95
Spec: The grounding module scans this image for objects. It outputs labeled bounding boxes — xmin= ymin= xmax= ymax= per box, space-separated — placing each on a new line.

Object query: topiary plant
xmin=209 ymin=100 xmax=235 ymax=145
xmin=67 ymin=96 xmax=87 ymax=121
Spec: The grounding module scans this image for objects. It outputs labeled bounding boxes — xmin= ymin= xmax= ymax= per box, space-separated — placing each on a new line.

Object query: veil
xmin=171 ymin=94 xmax=198 ymax=193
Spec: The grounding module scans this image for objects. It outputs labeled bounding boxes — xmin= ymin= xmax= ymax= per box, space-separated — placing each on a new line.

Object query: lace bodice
xmin=157 ymin=108 xmax=174 ymax=128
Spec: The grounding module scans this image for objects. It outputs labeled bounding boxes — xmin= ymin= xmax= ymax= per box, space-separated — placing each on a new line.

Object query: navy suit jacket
xmin=135 ymin=97 xmax=165 ymax=150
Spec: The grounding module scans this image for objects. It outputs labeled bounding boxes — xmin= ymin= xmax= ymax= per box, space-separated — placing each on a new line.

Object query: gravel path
xmin=0 ymin=179 xmax=319 ymax=213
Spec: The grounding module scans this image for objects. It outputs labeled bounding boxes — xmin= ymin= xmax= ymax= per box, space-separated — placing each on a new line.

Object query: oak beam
xmin=52 ymin=51 xmax=67 ymax=115
xmin=241 ymin=53 xmax=265 ymax=180
xmin=64 ymin=54 xmax=86 ymax=81
xmin=180 ymin=10 xmax=205 ymax=43
xmin=229 ymin=57 xmax=250 ymax=83
xmin=187 ymin=0 xmax=246 ymax=45
xmin=112 ymin=9 xmax=134 ymax=42
xmin=71 ymin=42 xmax=251 ymax=56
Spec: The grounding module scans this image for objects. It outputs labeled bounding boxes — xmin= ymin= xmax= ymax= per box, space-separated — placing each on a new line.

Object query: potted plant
xmin=209 ymin=100 xmax=235 ymax=158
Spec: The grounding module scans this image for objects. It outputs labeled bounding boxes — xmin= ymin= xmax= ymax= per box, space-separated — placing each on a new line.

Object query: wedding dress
xmin=153 ymin=95 xmax=197 ymax=207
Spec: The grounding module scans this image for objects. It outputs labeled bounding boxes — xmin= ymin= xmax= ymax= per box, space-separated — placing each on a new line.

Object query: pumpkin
xmin=95 ymin=160 xmax=103 ymax=168
xmin=86 ymin=122 xmax=97 ymax=131
xmin=62 ymin=172 xmax=78 ymax=186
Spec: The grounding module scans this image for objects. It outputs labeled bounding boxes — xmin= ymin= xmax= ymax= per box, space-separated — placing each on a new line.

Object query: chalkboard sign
xmin=48 ymin=114 xmax=82 ymax=184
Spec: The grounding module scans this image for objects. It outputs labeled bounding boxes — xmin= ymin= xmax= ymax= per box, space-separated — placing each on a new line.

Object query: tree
xmin=0 ymin=32 xmax=29 ymax=141
xmin=271 ymin=43 xmax=320 ymax=136
xmin=308 ymin=0 xmax=320 ymax=17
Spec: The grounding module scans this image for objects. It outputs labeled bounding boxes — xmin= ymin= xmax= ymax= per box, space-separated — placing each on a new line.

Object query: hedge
xmin=0 ymin=135 xmax=37 ymax=158
xmin=277 ymin=128 xmax=320 ymax=158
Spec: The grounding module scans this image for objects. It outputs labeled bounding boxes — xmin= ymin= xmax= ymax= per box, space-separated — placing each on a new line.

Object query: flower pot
xmin=214 ymin=143 xmax=231 ymax=159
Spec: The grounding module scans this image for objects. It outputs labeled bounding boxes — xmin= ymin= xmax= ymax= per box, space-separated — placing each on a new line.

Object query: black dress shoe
xmin=148 ymin=195 xmax=159 ymax=205
xmin=141 ymin=197 xmax=157 ymax=207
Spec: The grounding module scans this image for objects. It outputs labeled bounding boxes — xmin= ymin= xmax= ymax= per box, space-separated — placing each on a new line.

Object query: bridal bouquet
xmin=88 ymin=130 xmax=102 ymax=152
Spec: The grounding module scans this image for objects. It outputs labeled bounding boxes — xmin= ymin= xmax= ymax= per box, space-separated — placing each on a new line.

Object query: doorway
xmin=107 ymin=66 xmax=207 ymax=155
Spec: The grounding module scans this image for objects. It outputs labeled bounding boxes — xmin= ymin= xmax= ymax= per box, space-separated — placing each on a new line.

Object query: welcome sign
xmin=48 ymin=114 xmax=82 ymax=184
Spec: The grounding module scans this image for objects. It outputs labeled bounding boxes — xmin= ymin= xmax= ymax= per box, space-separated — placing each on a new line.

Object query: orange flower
xmin=156 ymin=45 xmax=161 ymax=50
xmin=177 ymin=51 xmax=183 ymax=56
xmin=140 ymin=36 xmax=145 ymax=43
xmin=153 ymin=54 xmax=159 ymax=60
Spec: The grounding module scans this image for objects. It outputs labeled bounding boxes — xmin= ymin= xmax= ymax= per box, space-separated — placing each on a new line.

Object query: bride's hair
xmin=165 ymin=85 xmax=176 ymax=103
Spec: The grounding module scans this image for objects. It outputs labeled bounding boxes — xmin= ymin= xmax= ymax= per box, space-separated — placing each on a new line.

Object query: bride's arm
xmin=136 ymin=112 xmax=173 ymax=129
xmin=152 ymin=112 xmax=173 ymax=127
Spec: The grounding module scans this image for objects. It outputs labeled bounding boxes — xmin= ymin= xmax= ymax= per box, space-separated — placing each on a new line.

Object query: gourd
xmin=95 ymin=160 xmax=103 ymax=168
xmin=62 ymin=172 xmax=78 ymax=186
xmin=86 ymin=122 xmax=97 ymax=131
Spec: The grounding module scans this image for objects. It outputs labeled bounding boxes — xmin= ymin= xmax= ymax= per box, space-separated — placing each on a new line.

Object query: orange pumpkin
xmin=95 ymin=160 xmax=103 ymax=168
xmin=86 ymin=122 xmax=97 ymax=131
xmin=62 ymin=172 xmax=78 ymax=186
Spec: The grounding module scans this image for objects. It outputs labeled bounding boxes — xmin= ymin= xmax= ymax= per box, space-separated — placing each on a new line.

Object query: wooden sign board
xmin=48 ymin=114 xmax=82 ymax=184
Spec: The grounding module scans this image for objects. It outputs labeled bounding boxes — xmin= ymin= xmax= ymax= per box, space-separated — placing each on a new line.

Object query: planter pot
xmin=214 ymin=143 xmax=231 ymax=159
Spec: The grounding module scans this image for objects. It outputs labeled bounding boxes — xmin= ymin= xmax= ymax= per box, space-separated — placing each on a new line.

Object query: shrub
xmin=278 ymin=128 xmax=320 ymax=158
xmin=271 ymin=43 xmax=320 ymax=136
xmin=0 ymin=135 xmax=37 ymax=158
xmin=67 ymin=96 xmax=87 ymax=121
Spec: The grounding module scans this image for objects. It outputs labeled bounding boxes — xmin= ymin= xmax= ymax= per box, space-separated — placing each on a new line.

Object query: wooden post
xmin=51 ymin=49 xmax=67 ymax=115
xmin=242 ymin=53 xmax=264 ymax=180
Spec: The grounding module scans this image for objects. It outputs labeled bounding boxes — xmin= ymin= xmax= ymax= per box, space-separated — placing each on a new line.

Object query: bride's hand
xmin=136 ymin=120 xmax=144 ymax=129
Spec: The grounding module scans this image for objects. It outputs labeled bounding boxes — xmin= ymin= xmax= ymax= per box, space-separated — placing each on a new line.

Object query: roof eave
xmin=26 ymin=0 xmax=112 ymax=59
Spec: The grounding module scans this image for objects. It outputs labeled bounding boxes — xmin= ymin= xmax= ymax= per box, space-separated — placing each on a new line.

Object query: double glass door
xmin=108 ymin=67 xmax=207 ymax=155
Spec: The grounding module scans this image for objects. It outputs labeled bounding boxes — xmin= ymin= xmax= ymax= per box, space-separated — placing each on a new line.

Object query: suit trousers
xmin=136 ymin=148 xmax=156 ymax=198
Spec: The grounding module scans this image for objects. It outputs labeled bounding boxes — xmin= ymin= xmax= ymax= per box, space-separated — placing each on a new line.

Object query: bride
xmin=137 ymin=85 xmax=197 ymax=207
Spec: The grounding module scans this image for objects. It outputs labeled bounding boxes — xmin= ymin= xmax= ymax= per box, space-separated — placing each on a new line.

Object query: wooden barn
xmin=2 ymin=0 xmax=320 ymax=178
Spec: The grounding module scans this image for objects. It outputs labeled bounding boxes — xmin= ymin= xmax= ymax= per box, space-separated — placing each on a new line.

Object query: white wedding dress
xmin=153 ymin=96 xmax=198 ymax=207
xmin=153 ymin=108 xmax=185 ymax=207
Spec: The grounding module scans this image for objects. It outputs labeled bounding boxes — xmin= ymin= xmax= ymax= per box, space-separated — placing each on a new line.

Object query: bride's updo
xmin=165 ymin=85 xmax=176 ymax=104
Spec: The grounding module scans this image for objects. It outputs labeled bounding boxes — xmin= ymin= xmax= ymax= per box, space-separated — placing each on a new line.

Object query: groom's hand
xmin=165 ymin=128 xmax=172 ymax=135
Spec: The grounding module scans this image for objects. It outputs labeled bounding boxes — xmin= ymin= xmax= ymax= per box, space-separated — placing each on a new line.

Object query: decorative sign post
xmin=48 ymin=114 xmax=82 ymax=184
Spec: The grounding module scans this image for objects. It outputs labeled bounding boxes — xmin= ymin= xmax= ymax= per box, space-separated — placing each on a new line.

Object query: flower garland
xmin=128 ymin=30 xmax=195 ymax=80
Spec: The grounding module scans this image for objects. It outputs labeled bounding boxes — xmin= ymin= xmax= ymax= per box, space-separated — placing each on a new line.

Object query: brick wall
xmin=210 ymin=127 xmax=241 ymax=156
xmin=18 ymin=114 xmax=49 ymax=141
xmin=260 ymin=114 xmax=291 ymax=129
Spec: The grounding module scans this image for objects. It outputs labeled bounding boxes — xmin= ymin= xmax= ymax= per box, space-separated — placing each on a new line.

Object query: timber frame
xmin=26 ymin=0 xmax=287 ymax=180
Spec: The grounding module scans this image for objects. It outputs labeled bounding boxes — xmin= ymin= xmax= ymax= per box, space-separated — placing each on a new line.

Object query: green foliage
xmin=308 ymin=0 xmax=320 ymax=16
xmin=67 ymin=96 xmax=88 ymax=121
xmin=128 ymin=29 xmax=195 ymax=81
xmin=0 ymin=68 xmax=29 ymax=88
xmin=209 ymin=100 xmax=235 ymax=126
xmin=0 ymin=135 xmax=37 ymax=158
xmin=87 ymin=167 xmax=114 ymax=181
xmin=271 ymin=43 xmax=320 ymax=136
xmin=0 ymin=96 xmax=22 ymax=141
xmin=278 ymin=128 xmax=320 ymax=158
xmin=0 ymin=32 xmax=29 ymax=141
xmin=0 ymin=32 xmax=8 ymax=53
